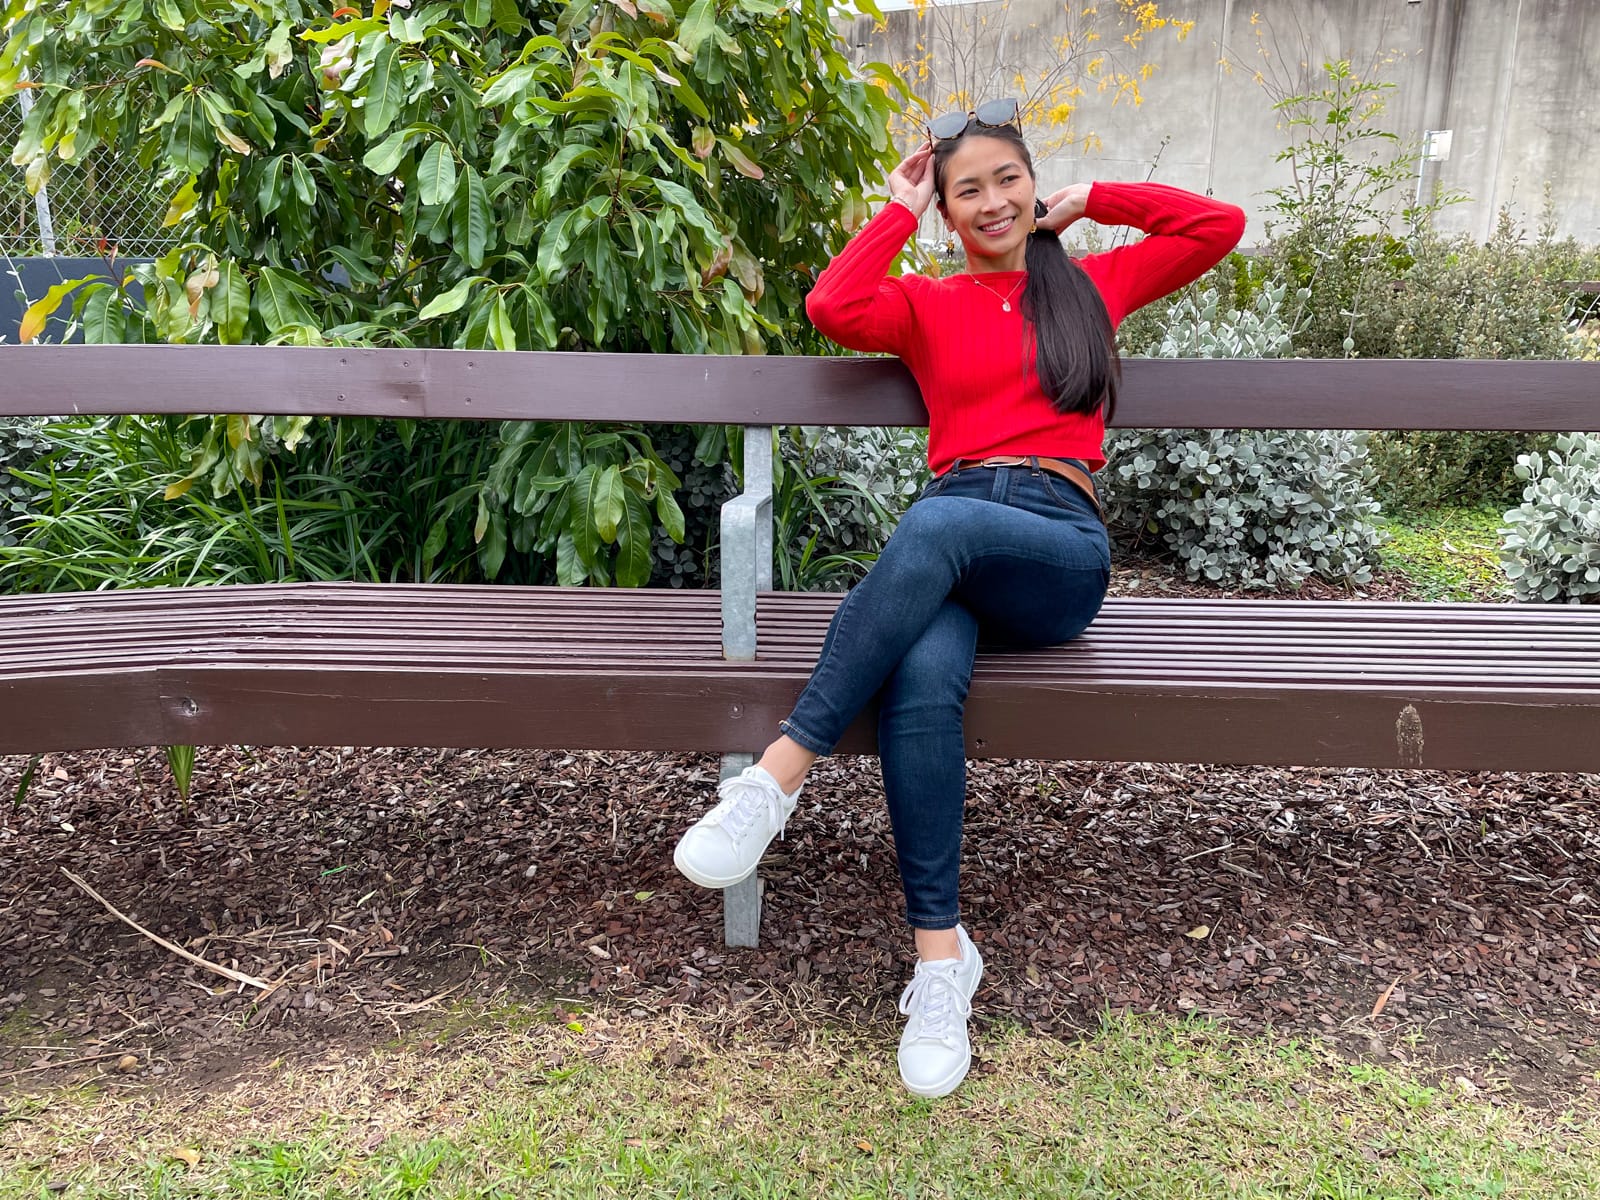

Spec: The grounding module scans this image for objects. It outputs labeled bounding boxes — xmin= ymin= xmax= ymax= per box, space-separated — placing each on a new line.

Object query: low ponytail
xmin=1021 ymin=197 xmax=1120 ymax=422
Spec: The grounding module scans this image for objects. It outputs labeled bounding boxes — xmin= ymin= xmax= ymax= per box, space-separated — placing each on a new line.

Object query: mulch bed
xmin=2 ymin=559 xmax=1596 ymax=1103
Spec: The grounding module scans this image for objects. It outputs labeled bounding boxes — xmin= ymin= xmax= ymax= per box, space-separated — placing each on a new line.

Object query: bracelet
xmin=887 ymin=195 xmax=917 ymax=214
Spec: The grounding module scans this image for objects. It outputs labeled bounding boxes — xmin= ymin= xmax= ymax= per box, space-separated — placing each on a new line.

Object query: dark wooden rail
xmin=3 ymin=346 xmax=1597 ymax=430
xmin=7 ymin=584 xmax=1600 ymax=772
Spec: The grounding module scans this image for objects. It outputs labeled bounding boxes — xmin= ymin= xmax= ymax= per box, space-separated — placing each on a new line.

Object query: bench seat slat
xmin=6 ymin=583 xmax=1600 ymax=771
xmin=13 ymin=639 xmax=1600 ymax=679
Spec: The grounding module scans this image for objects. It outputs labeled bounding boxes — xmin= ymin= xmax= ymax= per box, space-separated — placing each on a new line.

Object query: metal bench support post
xmin=718 ymin=426 xmax=774 ymax=947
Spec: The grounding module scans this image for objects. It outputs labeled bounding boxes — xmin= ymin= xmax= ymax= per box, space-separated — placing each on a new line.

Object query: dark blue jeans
xmin=780 ymin=463 xmax=1110 ymax=930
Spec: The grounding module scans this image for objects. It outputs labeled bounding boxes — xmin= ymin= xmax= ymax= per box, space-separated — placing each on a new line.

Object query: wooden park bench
xmin=3 ymin=347 xmax=1598 ymax=947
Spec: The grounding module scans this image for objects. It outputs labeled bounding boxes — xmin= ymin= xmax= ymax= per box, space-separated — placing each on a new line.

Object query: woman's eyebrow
xmin=951 ymin=161 xmax=1023 ymax=187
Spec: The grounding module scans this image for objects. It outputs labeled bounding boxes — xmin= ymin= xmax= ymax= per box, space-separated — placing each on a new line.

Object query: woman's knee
xmin=883 ymin=607 xmax=977 ymax=710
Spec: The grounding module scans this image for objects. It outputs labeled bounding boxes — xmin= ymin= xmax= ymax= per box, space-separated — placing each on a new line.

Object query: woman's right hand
xmin=885 ymin=141 xmax=935 ymax=217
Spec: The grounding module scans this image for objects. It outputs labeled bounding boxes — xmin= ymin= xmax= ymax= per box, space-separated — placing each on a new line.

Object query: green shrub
xmin=1106 ymin=284 xmax=1383 ymax=590
xmin=0 ymin=418 xmax=51 ymax=550
xmin=0 ymin=415 xmax=493 ymax=593
xmin=1365 ymin=431 xmax=1558 ymax=515
xmin=1499 ymin=434 xmax=1600 ymax=604
xmin=1360 ymin=208 xmax=1579 ymax=512
xmin=772 ymin=425 xmax=928 ymax=591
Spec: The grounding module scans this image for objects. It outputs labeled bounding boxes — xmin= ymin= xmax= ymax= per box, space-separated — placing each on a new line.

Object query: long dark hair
xmin=933 ymin=126 xmax=1120 ymax=422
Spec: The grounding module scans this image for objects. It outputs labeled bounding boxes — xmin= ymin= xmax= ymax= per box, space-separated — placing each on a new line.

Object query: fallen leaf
xmin=170 ymin=1148 xmax=201 ymax=1167
xmin=1185 ymin=926 xmax=1211 ymax=940
xmin=855 ymin=1140 xmax=874 ymax=1153
xmin=1370 ymin=977 xmax=1402 ymax=1018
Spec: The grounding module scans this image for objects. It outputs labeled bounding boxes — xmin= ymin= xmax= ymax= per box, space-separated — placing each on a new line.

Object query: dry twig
xmin=60 ymin=868 xmax=271 ymax=991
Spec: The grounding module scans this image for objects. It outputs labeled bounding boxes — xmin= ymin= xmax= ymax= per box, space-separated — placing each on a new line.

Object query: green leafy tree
xmin=3 ymin=0 xmax=903 ymax=585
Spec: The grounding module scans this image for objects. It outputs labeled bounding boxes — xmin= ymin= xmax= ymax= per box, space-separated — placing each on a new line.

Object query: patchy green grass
xmin=4 ymin=1008 xmax=1597 ymax=1199
xmin=1378 ymin=505 xmax=1512 ymax=601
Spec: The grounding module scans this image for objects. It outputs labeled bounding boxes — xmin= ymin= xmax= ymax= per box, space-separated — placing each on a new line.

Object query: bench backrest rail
xmin=4 ymin=347 xmax=1598 ymax=431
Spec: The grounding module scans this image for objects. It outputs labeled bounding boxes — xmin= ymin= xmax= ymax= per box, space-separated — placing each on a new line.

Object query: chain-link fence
xmin=2 ymin=96 xmax=174 ymax=259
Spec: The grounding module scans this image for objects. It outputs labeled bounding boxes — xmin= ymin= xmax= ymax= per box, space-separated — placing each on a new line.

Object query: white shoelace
xmin=708 ymin=774 xmax=788 ymax=843
xmin=898 ymin=962 xmax=972 ymax=1046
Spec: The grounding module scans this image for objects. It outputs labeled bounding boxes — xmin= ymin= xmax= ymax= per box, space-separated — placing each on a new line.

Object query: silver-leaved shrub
xmin=1104 ymin=283 xmax=1383 ymax=589
xmin=1500 ymin=434 xmax=1600 ymax=603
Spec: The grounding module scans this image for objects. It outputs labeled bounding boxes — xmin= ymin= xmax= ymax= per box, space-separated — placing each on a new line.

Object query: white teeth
xmin=979 ymin=217 xmax=1013 ymax=233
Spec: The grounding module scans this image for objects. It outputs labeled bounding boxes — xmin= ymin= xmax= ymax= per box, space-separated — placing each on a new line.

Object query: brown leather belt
xmin=949 ymin=455 xmax=1102 ymax=519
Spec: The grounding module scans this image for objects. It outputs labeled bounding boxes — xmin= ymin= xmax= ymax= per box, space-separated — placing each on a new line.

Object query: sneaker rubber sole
xmin=672 ymin=842 xmax=758 ymax=890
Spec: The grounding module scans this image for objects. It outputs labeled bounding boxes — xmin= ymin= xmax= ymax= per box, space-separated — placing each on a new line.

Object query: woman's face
xmin=937 ymin=134 xmax=1036 ymax=269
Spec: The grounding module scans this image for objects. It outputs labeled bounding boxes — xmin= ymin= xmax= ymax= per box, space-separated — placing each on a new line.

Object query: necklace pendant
xmin=1001 ymin=301 xmax=1011 ymax=312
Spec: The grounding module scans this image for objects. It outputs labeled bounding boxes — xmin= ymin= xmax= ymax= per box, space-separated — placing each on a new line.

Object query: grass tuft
xmin=1377 ymin=506 xmax=1512 ymax=601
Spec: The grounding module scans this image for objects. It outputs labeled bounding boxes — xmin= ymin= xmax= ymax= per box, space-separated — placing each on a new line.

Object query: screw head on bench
xmin=178 ymin=697 xmax=199 ymax=717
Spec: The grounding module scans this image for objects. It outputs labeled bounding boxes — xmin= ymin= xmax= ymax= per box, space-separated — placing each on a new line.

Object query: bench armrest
xmin=720 ymin=426 xmax=773 ymax=661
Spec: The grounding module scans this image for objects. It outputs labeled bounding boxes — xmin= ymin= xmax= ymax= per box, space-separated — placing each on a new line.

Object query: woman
xmin=674 ymin=100 xmax=1245 ymax=1098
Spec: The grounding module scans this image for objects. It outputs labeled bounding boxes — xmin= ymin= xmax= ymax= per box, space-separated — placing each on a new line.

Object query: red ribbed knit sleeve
xmin=804 ymin=202 xmax=921 ymax=355
xmin=1076 ymin=182 xmax=1246 ymax=327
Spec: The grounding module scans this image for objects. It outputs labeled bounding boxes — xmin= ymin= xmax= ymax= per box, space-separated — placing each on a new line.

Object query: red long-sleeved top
xmin=804 ymin=181 xmax=1246 ymax=473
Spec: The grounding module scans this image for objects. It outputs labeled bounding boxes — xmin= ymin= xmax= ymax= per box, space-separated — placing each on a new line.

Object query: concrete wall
xmin=844 ymin=0 xmax=1600 ymax=245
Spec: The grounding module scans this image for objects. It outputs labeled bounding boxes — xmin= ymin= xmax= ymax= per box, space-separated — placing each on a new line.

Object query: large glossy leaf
xmin=254 ymin=267 xmax=316 ymax=334
xmin=212 ymin=261 xmax=250 ymax=344
xmin=165 ymin=100 xmax=211 ymax=173
xmin=454 ymin=165 xmax=493 ymax=268
xmin=418 ymin=139 xmax=457 ymax=206
xmin=677 ymin=0 xmax=717 ymax=53
xmin=569 ymin=463 xmax=601 ymax=569
xmin=81 ymin=284 xmax=126 ymax=344
xmin=537 ymin=142 xmax=602 ymax=197
xmin=655 ymin=487 xmax=686 ymax=544
xmin=18 ymin=277 xmax=98 ymax=342
xmin=362 ymin=126 xmax=417 ymax=173
xmin=593 ymin=465 xmax=625 ymax=542
xmin=417 ymin=275 xmax=485 ymax=319
xmin=555 ymin=531 xmax=583 ymax=586
xmin=487 ymin=293 xmax=516 ymax=350
xmin=614 ymin=485 xmax=653 ymax=587
xmin=364 ymin=40 xmax=404 ymax=138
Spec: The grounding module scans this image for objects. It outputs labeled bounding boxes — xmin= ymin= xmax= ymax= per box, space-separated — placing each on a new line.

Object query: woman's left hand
xmin=1036 ymin=183 xmax=1093 ymax=234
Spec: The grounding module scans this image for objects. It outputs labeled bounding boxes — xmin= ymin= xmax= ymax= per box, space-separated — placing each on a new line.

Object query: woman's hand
xmin=884 ymin=142 xmax=936 ymax=217
xmin=1036 ymin=183 xmax=1092 ymax=234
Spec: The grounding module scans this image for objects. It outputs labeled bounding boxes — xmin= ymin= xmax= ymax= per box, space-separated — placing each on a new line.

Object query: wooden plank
xmin=3 ymin=346 xmax=1598 ymax=431
xmin=6 ymin=659 xmax=1600 ymax=772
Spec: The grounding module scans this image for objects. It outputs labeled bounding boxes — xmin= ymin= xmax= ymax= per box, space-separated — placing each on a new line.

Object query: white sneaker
xmin=897 ymin=924 xmax=984 ymax=1098
xmin=672 ymin=765 xmax=800 ymax=889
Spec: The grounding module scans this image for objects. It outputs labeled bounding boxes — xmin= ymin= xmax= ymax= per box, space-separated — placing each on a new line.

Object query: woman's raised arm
xmin=803 ymin=145 xmax=936 ymax=355
xmin=1065 ymin=182 xmax=1247 ymax=328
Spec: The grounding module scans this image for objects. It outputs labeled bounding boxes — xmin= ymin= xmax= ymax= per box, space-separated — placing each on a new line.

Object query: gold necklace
xmin=970 ymin=273 xmax=1025 ymax=312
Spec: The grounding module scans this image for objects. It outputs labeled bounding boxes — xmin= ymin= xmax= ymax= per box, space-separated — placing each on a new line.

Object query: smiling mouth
xmin=977 ymin=216 xmax=1015 ymax=236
